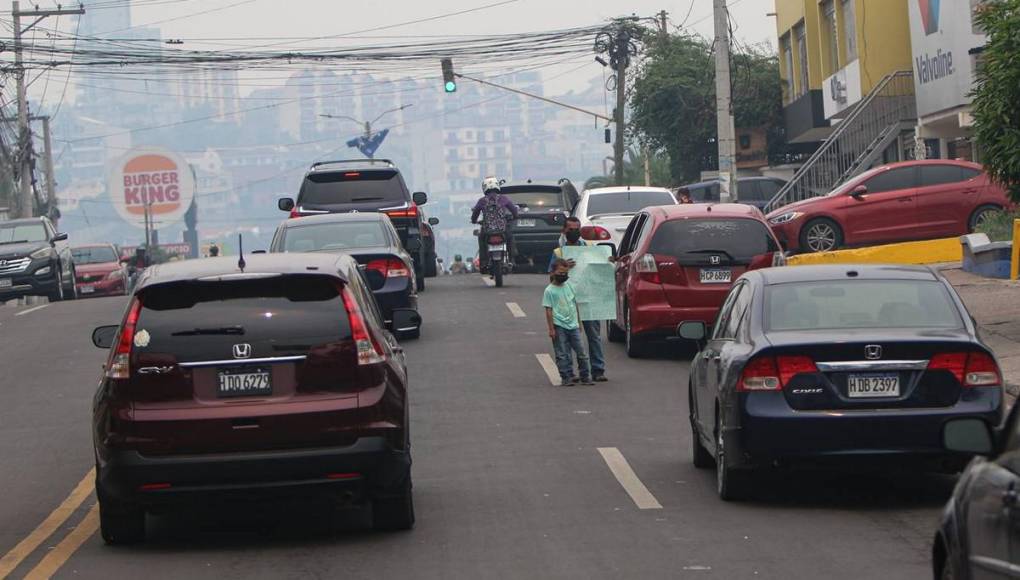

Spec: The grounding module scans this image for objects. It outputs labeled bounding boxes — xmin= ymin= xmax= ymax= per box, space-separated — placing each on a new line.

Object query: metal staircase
xmin=765 ymin=70 xmax=917 ymax=213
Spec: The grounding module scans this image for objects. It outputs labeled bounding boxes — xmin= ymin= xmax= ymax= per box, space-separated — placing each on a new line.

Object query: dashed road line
xmin=597 ymin=447 xmax=663 ymax=510
xmin=0 ymin=468 xmax=94 ymax=579
xmin=24 ymin=503 xmax=99 ymax=580
xmin=15 ymin=305 xmax=48 ymax=317
xmin=506 ymin=302 xmax=527 ymax=318
xmin=535 ymin=353 xmax=561 ymax=386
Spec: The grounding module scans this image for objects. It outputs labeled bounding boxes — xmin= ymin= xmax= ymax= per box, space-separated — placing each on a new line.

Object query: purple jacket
xmin=471 ymin=193 xmax=519 ymax=223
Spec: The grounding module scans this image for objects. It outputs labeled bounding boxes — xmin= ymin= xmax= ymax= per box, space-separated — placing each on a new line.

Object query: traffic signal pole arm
xmin=454 ymin=72 xmax=612 ymax=123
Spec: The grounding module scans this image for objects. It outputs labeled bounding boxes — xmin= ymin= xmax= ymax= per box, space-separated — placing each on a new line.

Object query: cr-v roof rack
xmin=310 ymin=159 xmax=395 ymax=170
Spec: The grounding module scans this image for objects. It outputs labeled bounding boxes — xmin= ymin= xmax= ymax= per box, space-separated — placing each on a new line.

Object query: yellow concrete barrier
xmin=1011 ymin=219 xmax=1020 ymax=280
xmin=786 ymin=237 xmax=962 ymax=266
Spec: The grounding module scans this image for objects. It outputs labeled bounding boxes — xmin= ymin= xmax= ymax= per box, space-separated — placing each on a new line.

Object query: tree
xmin=629 ymin=33 xmax=786 ymax=184
xmin=584 ymin=147 xmax=672 ymax=190
xmin=972 ymin=0 xmax=1020 ymax=202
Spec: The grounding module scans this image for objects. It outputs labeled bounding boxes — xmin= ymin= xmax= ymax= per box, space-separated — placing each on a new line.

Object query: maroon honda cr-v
xmin=91 ymin=253 xmax=421 ymax=544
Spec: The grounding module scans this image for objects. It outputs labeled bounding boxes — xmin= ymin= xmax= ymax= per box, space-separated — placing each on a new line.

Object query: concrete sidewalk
xmin=942 ymin=268 xmax=1020 ymax=400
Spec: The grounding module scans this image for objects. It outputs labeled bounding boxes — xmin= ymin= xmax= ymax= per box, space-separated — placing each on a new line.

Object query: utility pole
xmin=11 ymin=2 xmax=85 ymax=219
xmin=657 ymin=10 xmax=668 ymax=36
xmin=40 ymin=116 xmax=55 ymax=224
xmin=595 ymin=20 xmax=638 ymax=186
xmin=713 ymin=0 xmax=738 ymax=202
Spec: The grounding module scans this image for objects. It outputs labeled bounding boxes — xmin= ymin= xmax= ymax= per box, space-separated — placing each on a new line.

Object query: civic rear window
xmin=766 ymin=280 xmax=962 ymax=331
xmin=136 ymin=276 xmax=350 ymax=356
xmin=298 ymin=170 xmax=407 ymax=206
xmin=649 ymin=219 xmax=777 ymax=262
xmin=586 ymin=191 xmax=676 ymax=216
xmin=283 ymin=221 xmax=389 ymax=252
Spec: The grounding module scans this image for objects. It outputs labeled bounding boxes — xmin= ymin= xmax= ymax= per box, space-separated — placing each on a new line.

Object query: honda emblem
xmin=710 ymin=255 xmax=721 ymax=265
xmin=864 ymin=345 xmax=883 ymax=360
xmin=232 ymin=343 xmax=253 ymax=359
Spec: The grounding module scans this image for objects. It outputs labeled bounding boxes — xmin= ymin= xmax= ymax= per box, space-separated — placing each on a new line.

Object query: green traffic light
xmin=445 ymin=81 xmax=457 ymax=93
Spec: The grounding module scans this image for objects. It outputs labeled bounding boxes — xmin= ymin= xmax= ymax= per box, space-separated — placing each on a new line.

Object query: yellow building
xmin=775 ymin=0 xmax=914 ymax=144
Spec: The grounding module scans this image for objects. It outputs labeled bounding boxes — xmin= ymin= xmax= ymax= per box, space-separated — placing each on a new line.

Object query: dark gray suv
xmin=0 ymin=217 xmax=77 ymax=302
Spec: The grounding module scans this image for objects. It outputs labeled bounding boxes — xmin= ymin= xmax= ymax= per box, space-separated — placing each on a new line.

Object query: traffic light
xmin=441 ymin=58 xmax=456 ymax=93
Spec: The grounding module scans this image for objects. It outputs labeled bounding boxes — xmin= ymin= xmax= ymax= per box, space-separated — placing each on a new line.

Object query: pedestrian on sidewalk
xmin=548 ymin=216 xmax=610 ymax=382
xmin=543 ymin=259 xmax=592 ymax=386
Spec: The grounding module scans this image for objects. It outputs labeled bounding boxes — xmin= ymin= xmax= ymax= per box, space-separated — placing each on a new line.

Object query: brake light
xmin=107 ymin=298 xmax=142 ymax=379
xmin=580 ymin=225 xmax=612 ymax=241
xmin=635 ymin=253 xmax=660 ymax=284
xmin=738 ymin=356 xmax=782 ymax=391
xmin=927 ymin=351 xmax=1000 ymax=387
xmin=343 ymin=172 xmax=361 ymax=178
xmin=776 ymin=355 xmax=818 ymax=386
xmin=384 ymin=203 xmax=419 ymax=219
xmin=341 ymin=286 xmax=385 ymax=366
xmin=488 ymin=234 xmax=505 ymax=245
xmin=366 ymin=258 xmax=410 ymax=278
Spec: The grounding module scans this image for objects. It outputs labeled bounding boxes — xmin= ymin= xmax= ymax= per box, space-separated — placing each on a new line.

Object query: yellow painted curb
xmin=787 ymin=237 xmax=961 ymax=266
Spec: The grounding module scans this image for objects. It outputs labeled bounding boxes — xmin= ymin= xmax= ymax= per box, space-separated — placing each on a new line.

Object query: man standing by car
xmin=548 ymin=217 xmax=609 ymax=382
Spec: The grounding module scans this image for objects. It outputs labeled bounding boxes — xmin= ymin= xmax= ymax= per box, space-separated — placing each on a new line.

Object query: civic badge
xmin=864 ymin=345 xmax=883 ymax=360
xmin=710 ymin=255 xmax=721 ymax=265
xmin=232 ymin=343 xmax=253 ymax=359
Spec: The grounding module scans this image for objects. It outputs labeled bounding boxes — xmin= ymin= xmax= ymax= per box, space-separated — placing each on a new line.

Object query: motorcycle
xmin=474 ymin=228 xmax=512 ymax=287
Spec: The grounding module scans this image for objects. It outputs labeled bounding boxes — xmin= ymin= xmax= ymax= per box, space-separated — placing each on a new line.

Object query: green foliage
xmin=975 ymin=209 xmax=1020 ymax=242
xmin=629 ymin=33 xmax=786 ymax=184
xmin=584 ymin=147 xmax=673 ymax=190
xmin=972 ymin=0 xmax=1020 ymax=203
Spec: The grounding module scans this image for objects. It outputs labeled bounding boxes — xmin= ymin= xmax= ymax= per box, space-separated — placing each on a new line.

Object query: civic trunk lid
xmin=763 ymin=329 xmax=987 ymax=411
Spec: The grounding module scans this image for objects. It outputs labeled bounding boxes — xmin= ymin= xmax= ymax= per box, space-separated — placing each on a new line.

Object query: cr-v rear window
xmin=649 ymin=218 xmax=777 ymax=263
xmin=298 ymin=170 xmax=407 ymax=205
xmin=136 ymin=275 xmax=350 ymax=359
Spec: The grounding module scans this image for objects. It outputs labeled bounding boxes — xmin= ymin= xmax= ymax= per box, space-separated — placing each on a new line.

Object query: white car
xmin=571 ymin=186 xmax=679 ymax=249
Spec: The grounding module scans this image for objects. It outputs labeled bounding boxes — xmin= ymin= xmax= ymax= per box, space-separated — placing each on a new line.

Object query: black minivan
xmin=278 ymin=159 xmax=434 ymax=289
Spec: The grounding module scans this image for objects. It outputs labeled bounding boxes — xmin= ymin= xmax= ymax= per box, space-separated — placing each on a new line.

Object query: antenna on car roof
xmin=237 ymin=234 xmax=246 ymax=272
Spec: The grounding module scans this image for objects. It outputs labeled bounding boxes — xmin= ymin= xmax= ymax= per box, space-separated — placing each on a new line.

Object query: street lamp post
xmin=320 ymin=104 xmax=413 ymax=158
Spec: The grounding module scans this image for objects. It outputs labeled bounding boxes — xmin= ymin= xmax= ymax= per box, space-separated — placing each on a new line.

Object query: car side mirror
xmin=278 ymin=197 xmax=295 ymax=212
xmin=406 ymin=238 xmax=422 ymax=252
xmin=390 ymin=308 xmax=422 ymax=340
xmin=943 ymin=418 xmax=995 ymax=456
xmin=92 ymin=325 xmax=119 ymax=349
xmin=412 ymin=192 xmax=428 ymax=205
xmin=850 ymin=185 xmax=868 ymax=199
xmin=596 ymin=242 xmax=617 ymax=258
xmin=677 ymin=321 xmax=707 ymax=341
xmin=428 ymin=217 xmax=440 ymax=226
xmin=52 ymin=232 xmax=68 ymax=243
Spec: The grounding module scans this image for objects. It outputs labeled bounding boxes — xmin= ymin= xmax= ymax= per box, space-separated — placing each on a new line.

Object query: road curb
xmin=787 ymin=237 xmax=961 ymax=266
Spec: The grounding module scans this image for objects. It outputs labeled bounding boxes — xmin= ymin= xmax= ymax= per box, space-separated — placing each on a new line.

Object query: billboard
xmin=909 ymin=0 xmax=986 ymax=118
xmin=109 ymin=148 xmax=195 ymax=230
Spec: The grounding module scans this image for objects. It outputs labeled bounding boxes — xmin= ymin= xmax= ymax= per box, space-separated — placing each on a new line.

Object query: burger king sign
xmin=109 ymin=148 xmax=195 ymax=229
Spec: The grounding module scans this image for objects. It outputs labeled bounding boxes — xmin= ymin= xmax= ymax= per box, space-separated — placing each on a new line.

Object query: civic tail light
xmin=737 ymin=355 xmax=817 ymax=392
xmin=635 ymin=253 xmax=660 ymax=284
xmin=384 ymin=203 xmax=419 ymax=219
xmin=929 ymin=351 xmax=1000 ymax=387
xmin=366 ymin=258 xmax=410 ymax=278
xmin=341 ymin=285 xmax=385 ymax=366
xmin=107 ymin=298 xmax=142 ymax=379
xmin=580 ymin=225 xmax=612 ymax=241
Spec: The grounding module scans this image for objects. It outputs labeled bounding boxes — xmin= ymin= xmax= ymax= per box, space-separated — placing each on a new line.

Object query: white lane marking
xmin=482 ymin=277 xmax=495 ymax=287
xmin=597 ymin=447 xmax=663 ymax=510
xmin=506 ymin=302 xmax=527 ymax=318
xmin=535 ymin=353 xmax=561 ymax=386
xmin=15 ymin=305 xmax=48 ymax=317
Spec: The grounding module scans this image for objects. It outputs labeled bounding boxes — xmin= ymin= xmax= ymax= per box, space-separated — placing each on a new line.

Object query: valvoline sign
xmin=109 ymin=148 xmax=195 ymax=230
xmin=918 ymin=0 xmax=940 ymax=35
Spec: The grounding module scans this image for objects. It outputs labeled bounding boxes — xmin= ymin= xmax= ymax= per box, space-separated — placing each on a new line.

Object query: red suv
xmin=90 ymin=253 xmax=421 ymax=543
xmin=767 ymin=160 xmax=1008 ymax=253
xmin=609 ymin=204 xmax=784 ymax=357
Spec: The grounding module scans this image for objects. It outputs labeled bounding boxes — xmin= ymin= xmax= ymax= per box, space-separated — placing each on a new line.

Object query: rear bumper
xmin=511 ymin=230 xmax=560 ymax=257
xmin=96 ymin=437 xmax=411 ymax=506
xmin=373 ymin=277 xmax=416 ymax=321
xmin=729 ymin=389 xmax=1003 ymax=468
xmin=631 ymin=302 xmax=719 ymax=338
xmin=76 ymin=277 xmax=126 ymax=297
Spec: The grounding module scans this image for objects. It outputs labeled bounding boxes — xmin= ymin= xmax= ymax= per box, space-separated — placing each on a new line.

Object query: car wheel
xmin=98 ymin=496 xmax=146 ymax=545
xmin=65 ymin=266 xmax=78 ymax=301
xmin=716 ymin=419 xmax=749 ymax=501
xmin=48 ymin=266 xmax=65 ymax=302
xmin=372 ymin=474 xmax=415 ymax=531
xmin=939 ymin=545 xmax=959 ymax=580
xmin=800 ymin=218 xmax=843 ymax=253
xmin=607 ymin=320 xmax=625 ymax=343
xmin=624 ymin=305 xmax=648 ymax=358
xmin=969 ymin=204 xmax=1002 ymax=233
xmin=690 ymin=386 xmax=713 ymax=469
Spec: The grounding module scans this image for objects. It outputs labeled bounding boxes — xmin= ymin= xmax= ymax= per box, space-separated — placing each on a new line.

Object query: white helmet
xmin=482 ymin=176 xmax=501 ymax=194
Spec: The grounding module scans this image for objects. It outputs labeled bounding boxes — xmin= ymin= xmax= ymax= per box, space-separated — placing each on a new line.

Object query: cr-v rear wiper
xmin=171 ymin=326 xmax=245 ymax=336
xmin=683 ymin=249 xmax=736 ymax=261
xmin=350 ymin=196 xmax=383 ymax=202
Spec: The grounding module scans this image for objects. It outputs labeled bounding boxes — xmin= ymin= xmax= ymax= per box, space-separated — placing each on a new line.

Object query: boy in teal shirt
xmin=543 ymin=259 xmax=592 ymax=386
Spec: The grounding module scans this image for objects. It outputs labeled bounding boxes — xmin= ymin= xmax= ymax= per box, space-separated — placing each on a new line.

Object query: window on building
xmin=739 ymin=134 xmax=752 ymax=149
xmin=781 ymin=34 xmax=794 ymax=103
xmin=795 ymin=23 xmax=809 ymax=97
xmin=841 ymin=0 xmax=857 ymax=61
xmin=822 ymin=0 xmax=839 ymax=73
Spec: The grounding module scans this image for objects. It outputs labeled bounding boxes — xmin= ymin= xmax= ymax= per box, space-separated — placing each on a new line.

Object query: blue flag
xmin=346 ymin=128 xmax=390 ymax=158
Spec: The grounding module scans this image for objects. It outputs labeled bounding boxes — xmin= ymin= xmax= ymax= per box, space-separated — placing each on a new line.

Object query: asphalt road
xmin=0 ymin=275 xmax=953 ymax=579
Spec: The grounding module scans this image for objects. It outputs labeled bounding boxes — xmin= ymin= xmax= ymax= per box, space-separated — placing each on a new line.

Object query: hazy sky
xmin=55 ymin=0 xmax=778 ymax=97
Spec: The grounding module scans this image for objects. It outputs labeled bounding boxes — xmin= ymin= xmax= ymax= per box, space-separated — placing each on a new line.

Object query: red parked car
xmin=767 ymin=160 xmax=1009 ymax=253
xmin=72 ymin=244 xmax=127 ymax=297
xmin=609 ymin=204 xmax=784 ymax=357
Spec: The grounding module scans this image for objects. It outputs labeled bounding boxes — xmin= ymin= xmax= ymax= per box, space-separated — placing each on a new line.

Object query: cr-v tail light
xmin=928 ymin=351 xmax=1001 ymax=387
xmin=341 ymin=285 xmax=386 ymax=366
xmin=384 ymin=203 xmax=419 ymax=219
xmin=635 ymin=253 xmax=660 ymax=284
xmin=107 ymin=298 xmax=142 ymax=379
xmin=580 ymin=225 xmax=611 ymax=241
xmin=737 ymin=355 xmax=818 ymax=392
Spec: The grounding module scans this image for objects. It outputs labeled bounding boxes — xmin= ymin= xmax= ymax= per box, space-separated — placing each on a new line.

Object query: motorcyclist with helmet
xmin=470 ymin=176 xmax=519 ymax=274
